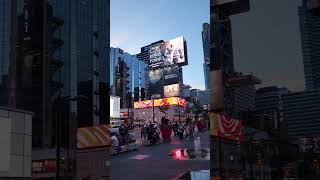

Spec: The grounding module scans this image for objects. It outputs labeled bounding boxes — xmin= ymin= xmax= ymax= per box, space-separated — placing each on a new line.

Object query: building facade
xmin=255 ymin=86 xmax=290 ymax=123
xmin=299 ymin=0 xmax=320 ymax=90
xmin=110 ymin=47 xmax=147 ymax=108
xmin=1 ymin=0 xmax=110 ymax=178
xmin=202 ymin=23 xmax=210 ymax=90
xmin=282 ymin=90 xmax=320 ymax=143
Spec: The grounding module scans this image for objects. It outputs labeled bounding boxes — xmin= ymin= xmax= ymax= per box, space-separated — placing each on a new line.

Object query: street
xmin=110 ymin=128 xmax=210 ymax=180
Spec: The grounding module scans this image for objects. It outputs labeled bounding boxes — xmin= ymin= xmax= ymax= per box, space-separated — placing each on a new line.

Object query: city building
xmin=0 ymin=107 xmax=33 ymax=179
xmin=202 ymin=23 xmax=210 ymax=90
xmin=110 ymin=47 xmax=147 ymax=108
xmin=1 ymin=0 xmax=110 ymax=179
xmin=0 ymin=0 xmax=33 ymax=110
xmin=282 ymin=90 xmax=320 ymax=144
xmin=299 ymin=0 xmax=320 ymax=90
xmin=180 ymin=84 xmax=192 ymax=98
xmin=190 ymin=89 xmax=210 ymax=108
xmin=255 ymin=86 xmax=290 ymax=123
xmin=139 ymin=38 xmax=186 ymax=100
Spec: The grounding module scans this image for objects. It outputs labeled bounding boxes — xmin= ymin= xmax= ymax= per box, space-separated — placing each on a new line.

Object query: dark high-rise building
xmin=137 ymin=40 xmax=184 ymax=100
xmin=1 ymin=0 xmax=109 ymax=166
xmin=202 ymin=23 xmax=210 ymax=90
xmin=255 ymin=86 xmax=290 ymax=123
xmin=0 ymin=0 xmax=34 ymax=109
xmin=110 ymin=47 xmax=147 ymax=108
xmin=299 ymin=0 xmax=320 ymax=90
xmin=282 ymin=90 xmax=320 ymax=144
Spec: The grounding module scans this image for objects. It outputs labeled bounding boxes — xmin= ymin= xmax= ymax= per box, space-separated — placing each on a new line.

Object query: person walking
xmin=141 ymin=124 xmax=146 ymax=140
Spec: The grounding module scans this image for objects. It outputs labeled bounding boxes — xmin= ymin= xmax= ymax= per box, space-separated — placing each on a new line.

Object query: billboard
xmin=110 ymin=96 xmax=120 ymax=118
xmin=210 ymin=70 xmax=224 ymax=110
xmin=164 ymin=84 xmax=180 ymax=97
xmin=210 ymin=113 xmax=242 ymax=141
xmin=163 ymin=66 xmax=181 ymax=85
xmin=32 ymin=160 xmax=56 ymax=174
xmin=149 ymin=37 xmax=188 ymax=68
xmin=134 ymin=97 xmax=186 ymax=109
xmin=77 ymin=125 xmax=110 ymax=149
xmin=148 ymin=69 xmax=164 ymax=98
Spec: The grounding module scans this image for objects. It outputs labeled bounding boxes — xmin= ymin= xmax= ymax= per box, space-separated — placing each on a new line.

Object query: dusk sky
xmin=111 ymin=0 xmax=305 ymax=92
xmin=111 ymin=0 xmax=209 ymax=90
xmin=231 ymin=0 xmax=305 ymax=91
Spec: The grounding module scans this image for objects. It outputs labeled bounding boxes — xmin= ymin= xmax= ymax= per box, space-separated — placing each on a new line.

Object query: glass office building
xmin=299 ymin=0 xmax=320 ymax=90
xmin=1 ymin=0 xmax=110 ymax=148
xmin=282 ymin=90 xmax=320 ymax=143
xmin=110 ymin=47 xmax=147 ymax=108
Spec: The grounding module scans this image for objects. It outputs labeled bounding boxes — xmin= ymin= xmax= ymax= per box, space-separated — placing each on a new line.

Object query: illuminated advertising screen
xmin=110 ymin=96 xmax=120 ymax=118
xmin=32 ymin=160 xmax=56 ymax=174
xmin=210 ymin=113 xmax=242 ymax=141
xmin=163 ymin=66 xmax=180 ymax=86
xmin=149 ymin=37 xmax=188 ymax=68
xmin=164 ymin=84 xmax=180 ymax=97
xmin=77 ymin=125 xmax=110 ymax=149
xmin=148 ymin=69 xmax=164 ymax=98
xmin=134 ymin=97 xmax=186 ymax=109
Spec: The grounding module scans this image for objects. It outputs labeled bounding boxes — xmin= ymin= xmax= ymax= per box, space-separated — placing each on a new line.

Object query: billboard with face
xmin=164 ymin=84 xmax=180 ymax=97
xmin=149 ymin=37 xmax=188 ymax=68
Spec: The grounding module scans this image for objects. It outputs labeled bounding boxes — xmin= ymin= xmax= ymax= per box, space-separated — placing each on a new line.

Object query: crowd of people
xmin=139 ymin=116 xmax=208 ymax=144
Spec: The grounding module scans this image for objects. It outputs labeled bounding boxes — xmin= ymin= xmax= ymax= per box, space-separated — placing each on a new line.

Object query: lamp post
xmin=55 ymin=95 xmax=88 ymax=180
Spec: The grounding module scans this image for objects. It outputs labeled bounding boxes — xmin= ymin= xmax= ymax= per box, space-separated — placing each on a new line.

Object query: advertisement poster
xmin=210 ymin=113 xmax=242 ymax=141
xmin=163 ymin=66 xmax=180 ymax=86
xmin=134 ymin=97 xmax=186 ymax=109
xmin=148 ymin=69 xmax=164 ymax=98
xmin=149 ymin=37 xmax=188 ymax=68
xmin=164 ymin=84 xmax=180 ymax=97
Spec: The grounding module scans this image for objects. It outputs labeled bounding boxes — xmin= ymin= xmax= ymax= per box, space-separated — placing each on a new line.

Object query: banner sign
xmin=210 ymin=113 xmax=243 ymax=141
xmin=134 ymin=97 xmax=186 ymax=109
xmin=77 ymin=125 xmax=110 ymax=149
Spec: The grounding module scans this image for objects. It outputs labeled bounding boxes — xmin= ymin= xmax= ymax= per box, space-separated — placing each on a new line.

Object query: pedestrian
xmin=141 ymin=124 xmax=146 ymax=140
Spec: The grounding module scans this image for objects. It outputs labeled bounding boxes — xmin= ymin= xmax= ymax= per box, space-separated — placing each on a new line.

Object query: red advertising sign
xmin=210 ymin=113 xmax=243 ymax=141
xmin=32 ymin=159 xmax=56 ymax=174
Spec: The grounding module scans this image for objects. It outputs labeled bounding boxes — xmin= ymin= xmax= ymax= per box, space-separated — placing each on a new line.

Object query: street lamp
xmin=55 ymin=95 xmax=89 ymax=180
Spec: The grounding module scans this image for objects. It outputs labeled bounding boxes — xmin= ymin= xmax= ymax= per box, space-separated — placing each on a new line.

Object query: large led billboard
xmin=164 ymin=84 xmax=180 ymax=97
xmin=134 ymin=97 xmax=187 ymax=109
xmin=210 ymin=113 xmax=242 ymax=141
xmin=148 ymin=69 xmax=164 ymax=98
xmin=149 ymin=37 xmax=188 ymax=68
xmin=77 ymin=125 xmax=110 ymax=149
xmin=163 ymin=66 xmax=180 ymax=86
